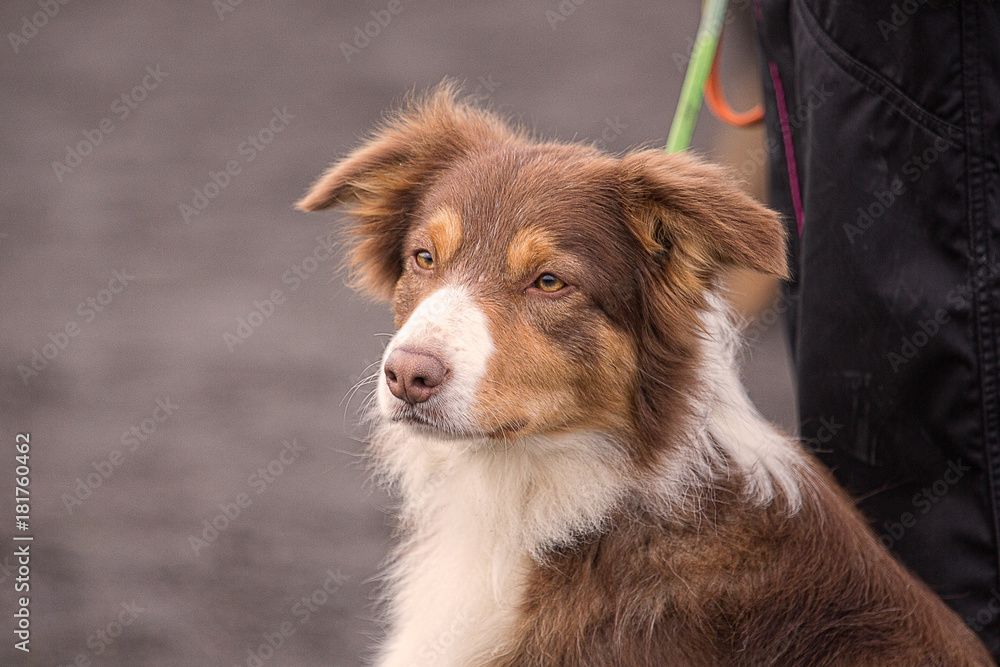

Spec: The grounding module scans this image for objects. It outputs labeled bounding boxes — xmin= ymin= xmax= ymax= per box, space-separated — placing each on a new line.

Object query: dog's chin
xmin=384 ymin=402 xmax=524 ymax=441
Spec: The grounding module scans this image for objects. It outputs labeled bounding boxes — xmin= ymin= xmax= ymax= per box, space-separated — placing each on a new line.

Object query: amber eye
xmin=414 ymin=250 xmax=435 ymax=270
xmin=534 ymin=273 xmax=566 ymax=292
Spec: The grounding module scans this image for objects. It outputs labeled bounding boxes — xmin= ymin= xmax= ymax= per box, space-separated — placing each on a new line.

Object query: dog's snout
xmin=384 ymin=348 xmax=449 ymax=404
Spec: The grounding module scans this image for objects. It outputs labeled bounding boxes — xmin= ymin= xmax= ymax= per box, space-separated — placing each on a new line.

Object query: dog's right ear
xmin=296 ymin=83 xmax=504 ymax=300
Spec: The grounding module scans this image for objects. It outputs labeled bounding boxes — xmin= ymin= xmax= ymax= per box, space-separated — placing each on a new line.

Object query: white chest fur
xmin=372 ymin=426 xmax=628 ymax=666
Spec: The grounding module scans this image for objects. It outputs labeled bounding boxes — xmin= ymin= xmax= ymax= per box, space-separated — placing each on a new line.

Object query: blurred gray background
xmin=0 ymin=2 xmax=795 ymax=665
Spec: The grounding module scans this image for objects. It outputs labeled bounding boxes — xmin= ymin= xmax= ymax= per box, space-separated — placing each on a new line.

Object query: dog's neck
xmin=373 ymin=425 xmax=629 ymax=559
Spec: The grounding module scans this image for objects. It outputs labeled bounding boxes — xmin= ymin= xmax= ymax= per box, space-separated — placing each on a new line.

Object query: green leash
xmin=665 ymin=0 xmax=729 ymax=153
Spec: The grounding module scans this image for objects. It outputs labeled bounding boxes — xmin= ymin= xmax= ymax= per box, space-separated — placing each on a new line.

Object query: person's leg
xmin=755 ymin=0 xmax=1000 ymax=656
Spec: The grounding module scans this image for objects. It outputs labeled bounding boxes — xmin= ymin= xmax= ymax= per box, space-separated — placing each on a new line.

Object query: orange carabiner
xmin=704 ymin=36 xmax=764 ymax=127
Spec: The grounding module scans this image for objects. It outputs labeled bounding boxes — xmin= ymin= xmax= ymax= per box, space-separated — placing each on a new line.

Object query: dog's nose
xmin=384 ymin=348 xmax=448 ymax=404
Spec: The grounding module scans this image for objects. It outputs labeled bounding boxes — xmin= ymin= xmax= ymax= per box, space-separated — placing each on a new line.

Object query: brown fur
xmin=298 ymin=83 xmax=994 ymax=665
xmin=506 ymin=226 xmax=559 ymax=281
xmin=423 ymin=207 xmax=464 ymax=267
xmin=495 ymin=461 xmax=992 ymax=666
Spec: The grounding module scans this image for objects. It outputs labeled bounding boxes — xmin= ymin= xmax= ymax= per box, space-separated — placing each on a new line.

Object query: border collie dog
xmin=298 ymin=85 xmax=993 ymax=666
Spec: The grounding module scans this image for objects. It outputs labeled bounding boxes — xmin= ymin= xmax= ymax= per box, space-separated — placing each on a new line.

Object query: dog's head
xmin=299 ymin=84 xmax=786 ymax=462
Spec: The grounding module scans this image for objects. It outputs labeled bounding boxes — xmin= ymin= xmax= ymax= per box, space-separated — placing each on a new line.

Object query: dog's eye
xmin=534 ymin=273 xmax=566 ymax=293
xmin=414 ymin=250 xmax=435 ymax=270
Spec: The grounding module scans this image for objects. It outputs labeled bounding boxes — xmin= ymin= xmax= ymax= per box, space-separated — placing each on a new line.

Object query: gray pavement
xmin=0 ymin=2 xmax=795 ymax=664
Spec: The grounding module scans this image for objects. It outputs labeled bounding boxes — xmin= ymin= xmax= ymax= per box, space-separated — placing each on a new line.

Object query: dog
xmin=297 ymin=84 xmax=994 ymax=666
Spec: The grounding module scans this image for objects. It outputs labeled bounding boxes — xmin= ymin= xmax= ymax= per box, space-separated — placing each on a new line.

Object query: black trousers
xmin=756 ymin=0 xmax=1000 ymax=656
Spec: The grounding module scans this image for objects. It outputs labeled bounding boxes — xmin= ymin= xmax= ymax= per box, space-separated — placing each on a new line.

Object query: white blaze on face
xmin=378 ymin=286 xmax=495 ymax=430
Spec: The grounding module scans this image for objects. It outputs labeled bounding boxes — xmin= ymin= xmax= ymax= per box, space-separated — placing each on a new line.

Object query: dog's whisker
xmin=341 ymin=366 xmax=382 ymax=412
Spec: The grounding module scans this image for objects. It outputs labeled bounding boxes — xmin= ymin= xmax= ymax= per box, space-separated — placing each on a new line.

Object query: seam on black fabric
xmin=961 ymin=0 xmax=1000 ymax=601
xmin=795 ymin=0 xmax=965 ymax=147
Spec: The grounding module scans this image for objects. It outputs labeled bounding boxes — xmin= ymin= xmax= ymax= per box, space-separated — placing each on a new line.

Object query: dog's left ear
xmin=619 ymin=149 xmax=788 ymax=280
xmin=296 ymin=83 xmax=504 ymax=300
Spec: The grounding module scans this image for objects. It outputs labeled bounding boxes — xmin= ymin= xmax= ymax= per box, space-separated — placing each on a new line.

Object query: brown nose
xmin=384 ymin=348 xmax=448 ymax=404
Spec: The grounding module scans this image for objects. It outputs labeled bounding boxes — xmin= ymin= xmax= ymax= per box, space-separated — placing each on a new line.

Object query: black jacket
xmin=756 ymin=0 xmax=1000 ymax=656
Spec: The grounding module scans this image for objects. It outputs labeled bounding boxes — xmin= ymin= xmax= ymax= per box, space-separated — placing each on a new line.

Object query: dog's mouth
xmin=388 ymin=403 xmax=525 ymax=440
